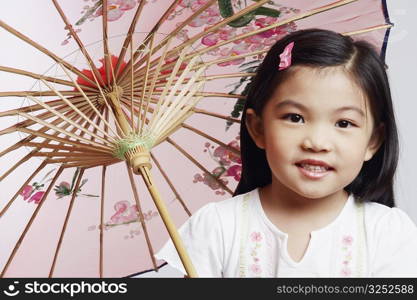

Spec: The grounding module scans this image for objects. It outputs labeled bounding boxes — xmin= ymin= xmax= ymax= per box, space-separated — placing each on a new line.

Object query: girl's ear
xmin=364 ymin=123 xmax=385 ymax=161
xmin=245 ymin=108 xmax=266 ymax=149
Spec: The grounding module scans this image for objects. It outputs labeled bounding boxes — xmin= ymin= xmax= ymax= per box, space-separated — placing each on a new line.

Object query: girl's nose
xmin=301 ymin=131 xmax=332 ymax=152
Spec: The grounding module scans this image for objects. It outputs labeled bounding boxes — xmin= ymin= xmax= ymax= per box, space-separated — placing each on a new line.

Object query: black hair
xmin=234 ymin=29 xmax=399 ymax=208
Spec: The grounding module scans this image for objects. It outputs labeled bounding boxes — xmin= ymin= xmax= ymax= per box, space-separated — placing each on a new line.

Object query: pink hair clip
xmin=278 ymin=41 xmax=295 ymax=70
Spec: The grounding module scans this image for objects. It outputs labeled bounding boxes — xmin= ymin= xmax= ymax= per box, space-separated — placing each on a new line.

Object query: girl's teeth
xmin=300 ymin=164 xmax=329 ymax=172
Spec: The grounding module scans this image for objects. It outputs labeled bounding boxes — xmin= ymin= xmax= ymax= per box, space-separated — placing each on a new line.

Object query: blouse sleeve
xmin=154 ymin=202 xmax=224 ymax=277
xmin=371 ymin=207 xmax=417 ymax=277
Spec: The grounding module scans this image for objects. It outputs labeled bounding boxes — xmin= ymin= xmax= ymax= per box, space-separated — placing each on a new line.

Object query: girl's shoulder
xmin=188 ymin=189 xmax=256 ymax=232
xmin=362 ymin=200 xmax=417 ymax=236
xmin=196 ymin=189 xmax=254 ymax=216
xmin=362 ymin=201 xmax=417 ymax=276
xmin=214 ymin=190 xmax=252 ymax=210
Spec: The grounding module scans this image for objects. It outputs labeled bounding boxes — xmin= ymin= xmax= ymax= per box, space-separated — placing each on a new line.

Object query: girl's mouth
xmin=295 ymin=163 xmax=334 ymax=179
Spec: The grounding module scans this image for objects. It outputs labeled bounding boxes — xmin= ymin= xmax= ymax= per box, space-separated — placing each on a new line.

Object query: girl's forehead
xmin=272 ymin=66 xmax=368 ymax=111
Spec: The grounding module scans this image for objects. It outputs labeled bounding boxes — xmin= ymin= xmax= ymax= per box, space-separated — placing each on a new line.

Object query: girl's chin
xmin=290 ymin=182 xmax=336 ymax=199
xmin=293 ymin=189 xmax=333 ymax=200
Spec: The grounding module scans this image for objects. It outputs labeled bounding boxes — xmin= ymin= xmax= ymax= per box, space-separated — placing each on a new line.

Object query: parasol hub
xmin=105 ymin=85 xmax=124 ymax=102
xmin=112 ymin=132 xmax=156 ymax=174
xmin=127 ymin=146 xmax=152 ymax=175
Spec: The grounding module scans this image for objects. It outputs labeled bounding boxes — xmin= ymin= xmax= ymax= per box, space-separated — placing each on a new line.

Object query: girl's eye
xmin=336 ymin=120 xmax=355 ymax=128
xmin=283 ymin=113 xmax=304 ymax=123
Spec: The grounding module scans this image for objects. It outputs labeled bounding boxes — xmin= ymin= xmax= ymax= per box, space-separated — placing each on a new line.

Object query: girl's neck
xmin=259 ymin=179 xmax=349 ymax=217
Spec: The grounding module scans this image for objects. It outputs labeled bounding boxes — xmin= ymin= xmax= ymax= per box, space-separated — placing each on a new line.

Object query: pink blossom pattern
xmin=64 ymin=0 xmax=151 ymax=45
xmin=250 ymin=263 xmax=262 ymax=275
xmin=341 ymin=267 xmax=352 ymax=277
xmin=103 ymin=200 xmax=158 ymax=232
xmin=167 ymin=1 xmax=299 ymax=66
xmin=88 ymin=203 xmax=158 ymax=239
xmin=25 ymin=191 xmax=46 ymax=204
xmin=249 ymin=231 xmax=262 ymax=277
xmin=21 ymin=185 xmax=34 ymax=201
xmin=250 ymin=231 xmax=262 ymax=243
xmin=342 ymin=235 xmax=354 ymax=247
xmin=20 ymin=169 xmax=55 ymax=204
xmin=92 ymin=0 xmax=137 ymax=22
xmin=340 ymin=235 xmax=354 ymax=277
xmin=108 ymin=200 xmax=139 ymax=225
xmin=193 ymin=135 xmax=241 ymax=195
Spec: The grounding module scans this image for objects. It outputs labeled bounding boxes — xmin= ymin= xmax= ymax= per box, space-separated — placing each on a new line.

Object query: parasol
xmin=0 ymin=0 xmax=392 ymax=278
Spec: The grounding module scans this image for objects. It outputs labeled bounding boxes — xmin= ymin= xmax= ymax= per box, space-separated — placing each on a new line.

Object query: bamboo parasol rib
xmin=181 ymin=123 xmax=240 ymax=156
xmin=49 ymin=168 xmax=85 ymax=278
xmin=113 ymin=0 xmax=146 ymax=77
xmin=121 ymin=71 xmax=256 ymax=91
xmin=115 ymin=0 xmax=186 ymax=82
xmin=22 ymin=143 xmax=102 ymax=154
xmin=125 ymin=162 xmax=158 ymax=272
xmin=98 ymin=109 xmax=108 ymax=278
xmin=16 ymin=128 xmax=112 ymax=154
xmin=0 ymin=97 xmax=88 ymax=118
xmin=136 ymin=33 xmax=155 ymax=134
xmin=0 ymin=150 xmax=40 ymax=182
xmin=150 ymin=152 xmax=192 ymax=217
xmin=0 ymin=91 xmax=94 ymax=97
xmin=193 ymin=108 xmax=241 ymax=124
xmin=102 ymin=0 xmax=112 ymax=87
xmin=0 ymin=66 xmax=97 ymax=92
xmin=99 ymin=165 xmax=106 ymax=278
xmin=52 ymin=0 xmax=105 ymax=87
xmin=166 ymin=137 xmax=233 ymax=195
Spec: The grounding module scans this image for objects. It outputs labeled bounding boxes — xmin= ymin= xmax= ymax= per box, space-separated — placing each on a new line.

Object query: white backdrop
xmin=132 ymin=0 xmax=417 ymax=278
xmin=386 ymin=0 xmax=417 ymax=223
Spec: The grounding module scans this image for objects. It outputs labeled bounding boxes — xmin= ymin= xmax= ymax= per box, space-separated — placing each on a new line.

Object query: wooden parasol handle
xmin=139 ymin=165 xmax=198 ymax=278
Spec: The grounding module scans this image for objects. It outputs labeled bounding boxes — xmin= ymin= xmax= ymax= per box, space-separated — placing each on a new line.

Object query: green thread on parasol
xmin=112 ymin=132 xmax=156 ymax=160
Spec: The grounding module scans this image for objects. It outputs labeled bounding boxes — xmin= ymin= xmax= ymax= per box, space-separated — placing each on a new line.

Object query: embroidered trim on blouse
xmin=340 ymin=234 xmax=354 ymax=276
xmin=249 ymin=231 xmax=263 ymax=276
xmin=339 ymin=201 xmax=365 ymax=277
xmin=355 ymin=201 xmax=365 ymax=277
xmin=238 ymin=193 xmax=250 ymax=277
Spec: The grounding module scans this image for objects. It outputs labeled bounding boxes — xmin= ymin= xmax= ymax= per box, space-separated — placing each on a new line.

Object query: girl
xmin=155 ymin=29 xmax=417 ymax=277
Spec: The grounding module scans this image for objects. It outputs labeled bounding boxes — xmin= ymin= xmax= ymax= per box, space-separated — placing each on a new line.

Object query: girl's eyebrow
xmin=274 ymin=99 xmax=365 ymax=118
xmin=274 ymin=99 xmax=305 ymax=111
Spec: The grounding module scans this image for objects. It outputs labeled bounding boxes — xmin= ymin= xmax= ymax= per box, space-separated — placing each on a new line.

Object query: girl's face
xmin=246 ymin=66 xmax=383 ymax=199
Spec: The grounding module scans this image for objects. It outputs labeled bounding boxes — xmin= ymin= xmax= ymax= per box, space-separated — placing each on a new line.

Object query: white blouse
xmin=155 ymin=188 xmax=417 ymax=277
